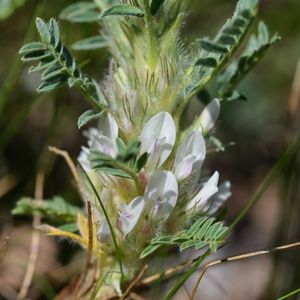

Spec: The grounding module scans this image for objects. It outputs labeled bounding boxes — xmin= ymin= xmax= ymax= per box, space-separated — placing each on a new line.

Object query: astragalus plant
xmin=13 ymin=0 xmax=280 ymax=298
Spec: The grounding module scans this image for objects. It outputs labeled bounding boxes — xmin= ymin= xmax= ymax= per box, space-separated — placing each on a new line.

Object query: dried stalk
xmin=17 ymin=172 xmax=44 ymax=300
xmin=190 ymin=241 xmax=300 ymax=299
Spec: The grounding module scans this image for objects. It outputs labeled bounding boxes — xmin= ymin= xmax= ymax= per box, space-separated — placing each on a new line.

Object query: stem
xmin=78 ymin=164 xmax=125 ymax=283
xmin=142 ymin=0 xmax=157 ymax=71
xmin=228 ymin=139 xmax=300 ymax=232
xmin=46 ymin=45 xmax=107 ymax=113
xmin=0 ymin=1 xmax=45 ymax=118
xmin=162 ymin=250 xmax=211 ymax=300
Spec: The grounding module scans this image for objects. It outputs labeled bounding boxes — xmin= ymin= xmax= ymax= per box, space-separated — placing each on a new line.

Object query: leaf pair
xmin=90 ymin=140 xmax=148 ymax=179
xmin=140 ymin=216 xmax=228 ymax=258
xmin=12 ymin=196 xmax=81 ymax=223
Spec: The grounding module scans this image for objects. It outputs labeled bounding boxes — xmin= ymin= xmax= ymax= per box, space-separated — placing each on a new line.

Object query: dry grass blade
xmin=0 ymin=173 xmax=19 ymax=198
xmin=120 ymin=265 xmax=148 ymax=300
xmin=73 ymin=201 xmax=94 ymax=299
xmin=0 ymin=235 xmax=9 ymax=265
xmin=17 ymin=172 xmax=44 ymax=300
xmin=48 ymin=146 xmax=79 ymax=185
xmin=190 ymin=241 xmax=300 ymax=299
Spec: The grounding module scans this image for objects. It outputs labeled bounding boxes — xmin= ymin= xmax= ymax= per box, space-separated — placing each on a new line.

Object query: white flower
xmin=144 ymin=171 xmax=178 ymax=221
xmin=174 ymin=131 xmax=206 ymax=181
xmin=97 ymin=219 xmax=111 ymax=243
xmin=198 ymin=98 xmax=220 ymax=134
xmin=186 ymin=171 xmax=219 ymax=212
xmin=206 ymin=181 xmax=231 ymax=215
xmin=139 ymin=112 xmax=176 ymax=170
xmin=78 ymin=113 xmax=119 ymax=170
xmin=118 ymin=197 xmax=145 ymax=236
xmin=78 ymin=146 xmax=91 ymax=172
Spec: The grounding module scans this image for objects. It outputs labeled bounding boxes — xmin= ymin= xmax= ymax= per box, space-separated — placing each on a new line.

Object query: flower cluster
xmin=78 ymin=98 xmax=231 ymax=269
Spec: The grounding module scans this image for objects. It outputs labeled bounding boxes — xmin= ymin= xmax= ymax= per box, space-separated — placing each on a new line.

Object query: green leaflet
xmin=12 ymin=196 xmax=82 ymax=223
xmin=191 ymin=0 xmax=259 ymax=94
xmin=100 ymin=4 xmax=144 ymax=18
xmin=36 ymin=18 xmax=51 ymax=43
xmin=72 ymin=36 xmax=108 ymax=51
xmin=150 ymin=0 xmax=166 ymax=15
xmin=140 ymin=216 xmax=228 ymax=259
xmin=20 ymin=18 xmax=108 ymax=110
xmin=0 ymin=0 xmax=26 ymax=21
xmin=90 ymin=139 xmax=148 ymax=179
xmin=59 ymin=2 xmax=99 ymax=23
xmin=217 ymin=21 xmax=280 ymax=100
xmin=78 ymin=110 xmax=103 ymax=129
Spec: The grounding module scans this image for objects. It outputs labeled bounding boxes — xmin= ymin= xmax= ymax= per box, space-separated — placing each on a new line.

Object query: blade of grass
xmin=228 ymin=139 xmax=300 ymax=231
xmin=162 ymin=250 xmax=211 ymax=300
xmin=277 ymin=287 xmax=300 ymax=300
xmin=0 ymin=94 xmax=43 ymax=152
xmin=0 ymin=1 xmax=45 ymax=117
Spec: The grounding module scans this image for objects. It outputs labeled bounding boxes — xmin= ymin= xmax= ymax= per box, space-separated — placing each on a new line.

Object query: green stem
xmin=162 ymin=250 xmax=211 ymax=300
xmin=78 ymin=164 xmax=125 ymax=283
xmin=46 ymin=45 xmax=107 ymax=113
xmin=277 ymin=287 xmax=300 ymax=300
xmin=0 ymin=1 xmax=45 ymax=118
xmin=228 ymin=139 xmax=300 ymax=232
xmin=0 ymin=95 xmax=43 ymax=152
xmin=142 ymin=0 xmax=157 ymax=71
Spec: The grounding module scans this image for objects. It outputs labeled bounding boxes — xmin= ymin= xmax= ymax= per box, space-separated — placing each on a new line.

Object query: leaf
xmin=59 ymin=2 xmax=99 ymax=23
xmin=21 ymin=50 xmax=50 ymax=61
xmin=36 ymin=18 xmax=51 ymax=43
xmin=93 ymin=166 xmax=132 ymax=179
xmin=77 ymin=110 xmax=103 ymax=129
xmin=200 ymin=40 xmax=228 ymax=54
xmin=140 ymin=216 xmax=227 ymax=259
xmin=72 ymin=36 xmax=108 ymax=51
xmin=217 ymin=21 xmax=280 ymax=98
xmin=37 ymin=74 xmax=69 ymax=92
xmin=140 ymin=244 xmax=161 ymax=259
xmin=41 ymin=63 xmax=65 ymax=81
xmin=190 ymin=0 xmax=259 ymax=97
xmin=195 ymin=57 xmax=217 ymax=68
xmin=19 ymin=42 xmax=46 ymax=54
xmin=58 ymin=223 xmax=78 ymax=233
xmin=180 ymin=240 xmax=199 ymax=251
xmin=101 ymin=4 xmax=144 ymax=18
xmin=136 ymin=152 xmax=149 ymax=172
xmin=49 ymin=18 xmax=60 ymax=47
xmin=150 ymin=0 xmax=166 ymax=15
xmin=12 ymin=196 xmax=82 ymax=223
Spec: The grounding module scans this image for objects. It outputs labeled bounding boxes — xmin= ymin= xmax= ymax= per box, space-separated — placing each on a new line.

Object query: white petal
xmin=198 ymin=99 xmax=220 ymax=134
xmin=186 ymin=171 xmax=219 ymax=212
xmin=97 ymin=219 xmax=111 ymax=243
xmin=174 ymin=131 xmax=206 ymax=181
xmin=140 ymin=112 xmax=176 ymax=168
xmin=78 ymin=146 xmax=91 ymax=172
xmin=93 ymin=135 xmax=118 ymax=158
xmin=98 ymin=113 xmax=119 ymax=140
xmin=207 ymin=181 xmax=231 ymax=215
xmin=118 ymin=197 xmax=145 ymax=236
xmin=145 ymin=171 xmax=178 ymax=220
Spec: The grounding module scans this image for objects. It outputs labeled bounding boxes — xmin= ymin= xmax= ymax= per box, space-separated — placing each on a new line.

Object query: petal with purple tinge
xmin=144 ymin=171 xmax=178 ymax=220
xmin=118 ymin=197 xmax=145 ymax=236
xmin=174 ymin=131 xmax=206 ymax=181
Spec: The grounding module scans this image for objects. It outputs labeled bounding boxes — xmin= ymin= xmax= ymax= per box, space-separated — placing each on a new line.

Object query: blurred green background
xmin=0 ymin=0 xmax=300 ymax=299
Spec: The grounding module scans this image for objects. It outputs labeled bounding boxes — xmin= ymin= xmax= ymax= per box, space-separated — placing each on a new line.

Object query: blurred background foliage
xmin=0 ymin=0 xmax=300 ymax=299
